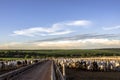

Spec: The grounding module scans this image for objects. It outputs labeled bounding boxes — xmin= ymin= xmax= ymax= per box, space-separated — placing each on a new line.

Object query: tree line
xmin=0 ymin=49 xmax=120 ymax=58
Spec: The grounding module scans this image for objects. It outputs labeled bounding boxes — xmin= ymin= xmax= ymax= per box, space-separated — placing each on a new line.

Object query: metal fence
xmin=53 ymin=61 xmax=65 ymax=80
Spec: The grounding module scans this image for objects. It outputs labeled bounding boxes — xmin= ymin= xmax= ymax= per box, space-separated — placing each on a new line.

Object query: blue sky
xmin=0 ymin=0 xmax=120 ymax=49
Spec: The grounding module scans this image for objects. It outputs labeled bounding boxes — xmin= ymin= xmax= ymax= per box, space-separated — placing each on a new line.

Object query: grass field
xmin=0 ymin=48 xmax=120 ymax=58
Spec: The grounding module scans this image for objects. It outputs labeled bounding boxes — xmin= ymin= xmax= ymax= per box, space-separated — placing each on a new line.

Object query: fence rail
xmin=53 ymin=61 xmax=65 ymax=80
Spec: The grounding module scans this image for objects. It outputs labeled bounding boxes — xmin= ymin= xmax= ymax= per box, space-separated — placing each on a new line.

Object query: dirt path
xmin=13 ymin=60 xmax=52 ymax=80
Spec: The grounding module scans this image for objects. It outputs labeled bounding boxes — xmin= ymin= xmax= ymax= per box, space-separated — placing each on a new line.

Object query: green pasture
xmin=0 ymin=48 xmax=120 ymax=59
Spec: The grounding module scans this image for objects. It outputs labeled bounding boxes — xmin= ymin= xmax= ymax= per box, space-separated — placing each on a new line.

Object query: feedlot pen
xmin=66 ymin=68 xmax=120 ymax=80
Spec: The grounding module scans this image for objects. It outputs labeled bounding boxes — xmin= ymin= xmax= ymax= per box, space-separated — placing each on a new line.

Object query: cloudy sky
xmin=0 ymin=0 xmax=120 ymax=49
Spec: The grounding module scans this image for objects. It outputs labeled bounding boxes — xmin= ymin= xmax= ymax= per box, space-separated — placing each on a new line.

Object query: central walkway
xmin=13 ymin=60 xmax=52 ymax=80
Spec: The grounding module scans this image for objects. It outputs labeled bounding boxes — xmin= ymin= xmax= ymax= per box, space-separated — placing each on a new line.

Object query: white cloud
xmin=103 ymin=25 xmax=120 ymax=30
xmin=12 ymin=27 xmax=59 ymax=36
xmin=49 ymin=30 xmax=73 ymax=35
xmin=65 ymin=20 xmax=92 ymax=26
xmin=12 ymin=20 xmax=92 ymax=37
xmin=1 ymin=38 xmax=120 ymax=49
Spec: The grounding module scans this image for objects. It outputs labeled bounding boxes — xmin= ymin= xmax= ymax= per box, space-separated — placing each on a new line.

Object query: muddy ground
xmin=66 ymin=68 xmax=120 ymax=80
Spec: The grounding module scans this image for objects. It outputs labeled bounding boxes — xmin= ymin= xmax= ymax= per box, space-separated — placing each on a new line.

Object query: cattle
xmin=55 ymin=58 xmax=120 ymax=72
xmin=0 ymin=59 xmax=40 ymax=72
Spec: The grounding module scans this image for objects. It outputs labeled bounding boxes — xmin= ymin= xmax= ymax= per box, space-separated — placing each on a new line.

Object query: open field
xmin=0 ymin=48 xmax=120 ymax=58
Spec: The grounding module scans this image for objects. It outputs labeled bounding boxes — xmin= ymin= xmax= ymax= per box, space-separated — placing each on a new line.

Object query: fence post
xmin=62 ymin=61 xmax=66 ymax=80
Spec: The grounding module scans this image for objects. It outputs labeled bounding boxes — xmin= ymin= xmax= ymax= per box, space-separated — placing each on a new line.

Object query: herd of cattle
xmin=1 ymin=57 xmax=120 ymax=74
xmin=0 ymin=59 xmax=40 ymax=72
xmin=55 ymin=58 xmax=120 ymax=72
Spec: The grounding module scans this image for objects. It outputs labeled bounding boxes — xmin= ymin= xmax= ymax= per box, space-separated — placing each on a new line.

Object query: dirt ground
xmin=66 ymin=68 xmax=120 ymax=80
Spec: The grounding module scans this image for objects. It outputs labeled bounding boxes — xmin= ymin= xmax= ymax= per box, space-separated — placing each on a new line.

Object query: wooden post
xmin=63 ymin=61 xmax=66 ymax=80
